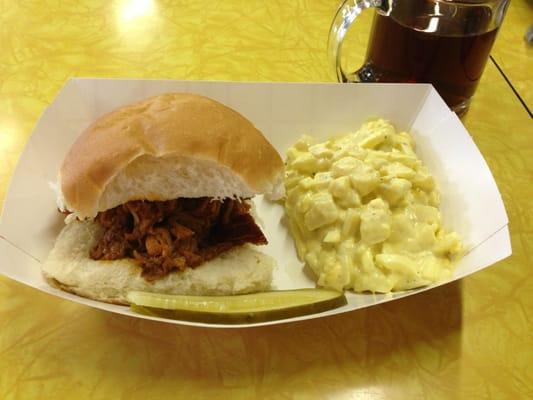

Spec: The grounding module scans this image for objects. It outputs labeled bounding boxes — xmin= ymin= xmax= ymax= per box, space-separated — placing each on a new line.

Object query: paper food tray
xmin=0 ymin=79 xmax=511 ymax=328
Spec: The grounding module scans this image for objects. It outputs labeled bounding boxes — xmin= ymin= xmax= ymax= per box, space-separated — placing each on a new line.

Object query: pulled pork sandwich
xmin=43 ymin=92 xmax=284 ymax=305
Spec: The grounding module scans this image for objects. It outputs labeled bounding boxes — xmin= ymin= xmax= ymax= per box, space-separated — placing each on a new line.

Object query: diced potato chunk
xmin=360 ymin=199 xmax=391 ymax=244
xmin=329 ymin=176 xmax=362 ymax=208
xmin=323 ymin=229 xmax=341 ymax=243
xmin=341 ymin=209 xmax=361 ymax=239
xmin=413 ymin=204 xmax=440 ymax=225
xmin=304 ymin=192 xmax=338 ymax=231
xmin=293 ymin=135 xmax=315 ymax=151
xmin=331 ymin=156 xmax=360 ymax=177
xmin=291 ymin=153 xmax=318 ymax=173
xmin=380 ymin=162 xmax=416 ymax=180
xmin=378 ymin=178 xmax=412 ymax=205
xmin=347 ymin=160 xmax=380 ymax=196
xmin=309 ymin=143 xmax=334 ymax=159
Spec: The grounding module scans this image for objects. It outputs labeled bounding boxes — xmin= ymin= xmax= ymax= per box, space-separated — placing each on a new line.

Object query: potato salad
xmin=284 ymin=119 xmax=462 ymax=293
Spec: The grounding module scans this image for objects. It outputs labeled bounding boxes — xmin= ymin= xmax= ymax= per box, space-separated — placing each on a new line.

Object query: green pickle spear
xmin=127 ymin=289 xmax=347 ymax=324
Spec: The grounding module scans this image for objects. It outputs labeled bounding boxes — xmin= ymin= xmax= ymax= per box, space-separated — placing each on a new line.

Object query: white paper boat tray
xmin=0 ymin=79 xmax=511 ymax=328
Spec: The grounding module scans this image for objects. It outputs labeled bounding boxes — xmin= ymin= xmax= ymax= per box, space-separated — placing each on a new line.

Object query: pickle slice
xmin=127 ymin=289 xmax=347 ymax=324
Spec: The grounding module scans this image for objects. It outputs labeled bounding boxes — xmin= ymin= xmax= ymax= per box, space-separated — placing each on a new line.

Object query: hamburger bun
xmin=57 ymin=92 xmax=284 ymax=219
xmin=44 ymin=93 xmax=282 ymax=304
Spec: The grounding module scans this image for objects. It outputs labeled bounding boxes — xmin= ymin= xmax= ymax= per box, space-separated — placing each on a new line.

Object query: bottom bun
xmin=42 ymin=219 xmax=275 ymax=305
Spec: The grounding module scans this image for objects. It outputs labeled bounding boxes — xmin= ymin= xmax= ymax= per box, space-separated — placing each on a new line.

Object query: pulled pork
xmin=89 ymin=198 xmax=267 ymax=281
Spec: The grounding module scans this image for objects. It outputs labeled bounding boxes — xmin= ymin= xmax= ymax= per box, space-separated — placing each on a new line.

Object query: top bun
xmin=57 ymin=93 xmax=284 ymax=219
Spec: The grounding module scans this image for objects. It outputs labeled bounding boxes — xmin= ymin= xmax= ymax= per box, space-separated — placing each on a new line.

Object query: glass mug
xmin=328 ymin=0 xmax=510 ymax=115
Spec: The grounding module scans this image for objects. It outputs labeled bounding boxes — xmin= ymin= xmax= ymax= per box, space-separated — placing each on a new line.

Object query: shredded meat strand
xmin=89 ymin=198 xmax=267 ymax=281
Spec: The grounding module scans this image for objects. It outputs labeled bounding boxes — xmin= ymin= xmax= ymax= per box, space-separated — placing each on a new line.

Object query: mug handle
xmin=328 ymin=0 xmax=384 ymax=82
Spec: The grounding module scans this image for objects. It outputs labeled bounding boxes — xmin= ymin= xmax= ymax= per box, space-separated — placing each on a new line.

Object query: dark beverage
xmin=352 ymin=11 xmax=499 ymax=113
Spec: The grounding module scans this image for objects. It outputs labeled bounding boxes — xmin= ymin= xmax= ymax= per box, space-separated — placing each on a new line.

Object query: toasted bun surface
xmin=59 ymin=93 xmax=284 ymax=219
xmin=43 ymin=220 xmax=275 ymax=305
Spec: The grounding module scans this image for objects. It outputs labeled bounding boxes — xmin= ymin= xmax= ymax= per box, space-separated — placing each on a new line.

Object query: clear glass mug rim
xmin=372 ymin=0 xmax=510 ymax=25
xmin=376 ymin=0 xmax=509 ymax=8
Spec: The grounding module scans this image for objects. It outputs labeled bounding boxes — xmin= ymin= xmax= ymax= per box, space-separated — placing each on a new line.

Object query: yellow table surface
xmin=1 ymin=1 xmax=532 ymax=399
xmin=491 ymin=0 xmax=533 ymax=111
